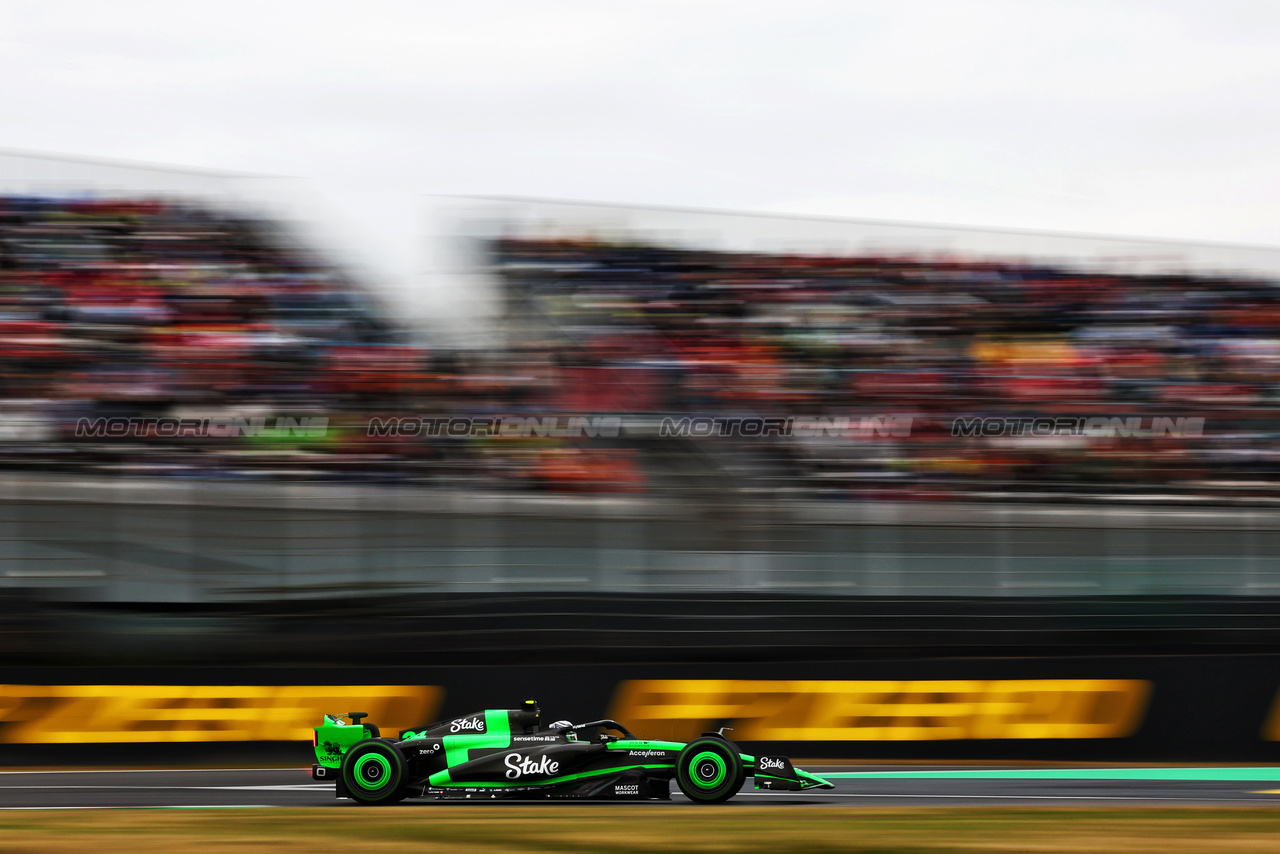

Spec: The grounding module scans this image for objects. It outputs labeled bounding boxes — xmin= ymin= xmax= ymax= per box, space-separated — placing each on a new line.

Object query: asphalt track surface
xmin=7 ymin=766 xmax=1280 ymax=809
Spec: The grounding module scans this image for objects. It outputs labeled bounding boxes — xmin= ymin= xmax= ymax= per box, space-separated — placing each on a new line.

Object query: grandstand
xmin=0 ymin=193 xmax=418 ymax=479
xmin=484 ymin=232 xmax=1280 ymax=505
xmin=8 ymin=185 xmax=1280 ymax=609
xmin=439 ymin=195 xmax=1280 ymax=506
xmin=6 ymin=185 xmax=1280 ymax=505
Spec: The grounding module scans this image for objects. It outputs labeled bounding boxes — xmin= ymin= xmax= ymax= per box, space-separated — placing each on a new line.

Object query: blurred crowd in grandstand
xmin=3 ymin=194 xmax=1280 ymax=503
xmin=493 ymin=237 xmax=1280 ymax=503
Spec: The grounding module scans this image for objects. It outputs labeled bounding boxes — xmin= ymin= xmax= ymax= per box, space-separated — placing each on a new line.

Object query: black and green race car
xmin=312 ymin=699 xmax=833 ymax=804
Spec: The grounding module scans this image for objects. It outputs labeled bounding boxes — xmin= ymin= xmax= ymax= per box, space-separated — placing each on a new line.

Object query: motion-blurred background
xmin=3 ymin=1 xmax=1280 ymax=764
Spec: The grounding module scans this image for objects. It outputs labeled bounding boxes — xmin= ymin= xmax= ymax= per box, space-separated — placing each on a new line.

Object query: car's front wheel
xmin=341 ymin=739 xmax=406 ymax=805
xmin=675 ymin=737 xmax=745 ymax=804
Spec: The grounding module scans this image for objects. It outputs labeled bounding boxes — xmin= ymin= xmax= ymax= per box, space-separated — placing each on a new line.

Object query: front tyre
xmin=341 ymin=740 xmax=406 ymax=805
xmin=675 ymin=737 xmax=745 ymax=804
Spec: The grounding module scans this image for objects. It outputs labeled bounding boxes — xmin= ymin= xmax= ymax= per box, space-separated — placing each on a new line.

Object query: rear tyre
xmin=341 ymin=740 xmax=406 ymax=805
xmin=675 ymin=737 xmax=745 ymax=804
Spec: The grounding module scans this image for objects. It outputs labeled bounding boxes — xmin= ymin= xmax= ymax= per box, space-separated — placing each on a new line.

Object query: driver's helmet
xmin=549 ymin=720 xmax=575 ymax=740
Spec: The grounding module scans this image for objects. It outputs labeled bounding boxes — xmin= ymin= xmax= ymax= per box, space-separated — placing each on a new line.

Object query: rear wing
xmin=314 ymin=712 xmax=380 ymax=771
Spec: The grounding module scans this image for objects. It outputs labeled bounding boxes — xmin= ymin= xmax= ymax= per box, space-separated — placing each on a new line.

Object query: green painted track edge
xmin=823 ymin=767 xmax=1280 ymax=782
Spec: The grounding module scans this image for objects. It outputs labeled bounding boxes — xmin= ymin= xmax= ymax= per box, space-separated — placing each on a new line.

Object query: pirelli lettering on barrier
xmin=608 ymin=679 xmax=1151 ymax=742
xmin=0 ymin=685 xmax=442 ymax=744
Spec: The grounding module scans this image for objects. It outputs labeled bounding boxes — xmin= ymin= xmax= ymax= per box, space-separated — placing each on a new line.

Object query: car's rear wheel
xmin=342 ymin=740 xmax=406 ymax=805
xmin=675 ymin=737 xmax=745 ymax=804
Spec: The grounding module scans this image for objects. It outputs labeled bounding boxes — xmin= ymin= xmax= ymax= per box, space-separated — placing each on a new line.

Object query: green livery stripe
xmin=443 ymin=740 xmax=468 ymax=767
xmin=430 ymin=763 xmax=672 ymax=789
xmin=795 ymin=769 xmax=834 ymax=788
xmin=443 ymin=710 xmax=513 ymax=767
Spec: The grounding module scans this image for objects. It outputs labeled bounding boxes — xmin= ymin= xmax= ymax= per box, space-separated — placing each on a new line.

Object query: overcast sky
xmin=1 ymin=0 xmax=1278 ymax=318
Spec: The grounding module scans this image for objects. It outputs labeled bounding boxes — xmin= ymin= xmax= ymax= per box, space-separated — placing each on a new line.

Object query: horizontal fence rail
xmin=5 ymin=476 xmax=1280 ymax=602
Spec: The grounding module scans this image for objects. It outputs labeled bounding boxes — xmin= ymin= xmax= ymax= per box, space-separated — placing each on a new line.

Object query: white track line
xmin=735 ymin=791 xmax=1268 ymax=802
xmin=0 ymin=768 xmax=304 ymax=775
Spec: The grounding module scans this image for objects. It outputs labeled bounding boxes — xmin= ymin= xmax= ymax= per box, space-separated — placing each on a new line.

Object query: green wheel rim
xmin=689 ymin=750 xmax=728 ymax=789
xmin=353 ymin=752 xmax=392 ymax=791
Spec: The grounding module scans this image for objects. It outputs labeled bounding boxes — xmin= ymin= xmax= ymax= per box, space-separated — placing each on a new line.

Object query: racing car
xmin=312 ymin=699 xmax=834 ymax=804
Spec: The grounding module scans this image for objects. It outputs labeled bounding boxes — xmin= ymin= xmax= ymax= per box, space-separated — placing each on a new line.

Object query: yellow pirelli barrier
xmin=608 ymin=679 xmax=1151 ymax=742
xmin=0 ymin=685 xmax=442 ymax=744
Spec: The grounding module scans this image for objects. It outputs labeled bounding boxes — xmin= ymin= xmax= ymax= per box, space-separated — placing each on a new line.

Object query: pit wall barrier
xmin=3 ymin=656 xmax=1280 ymax=764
